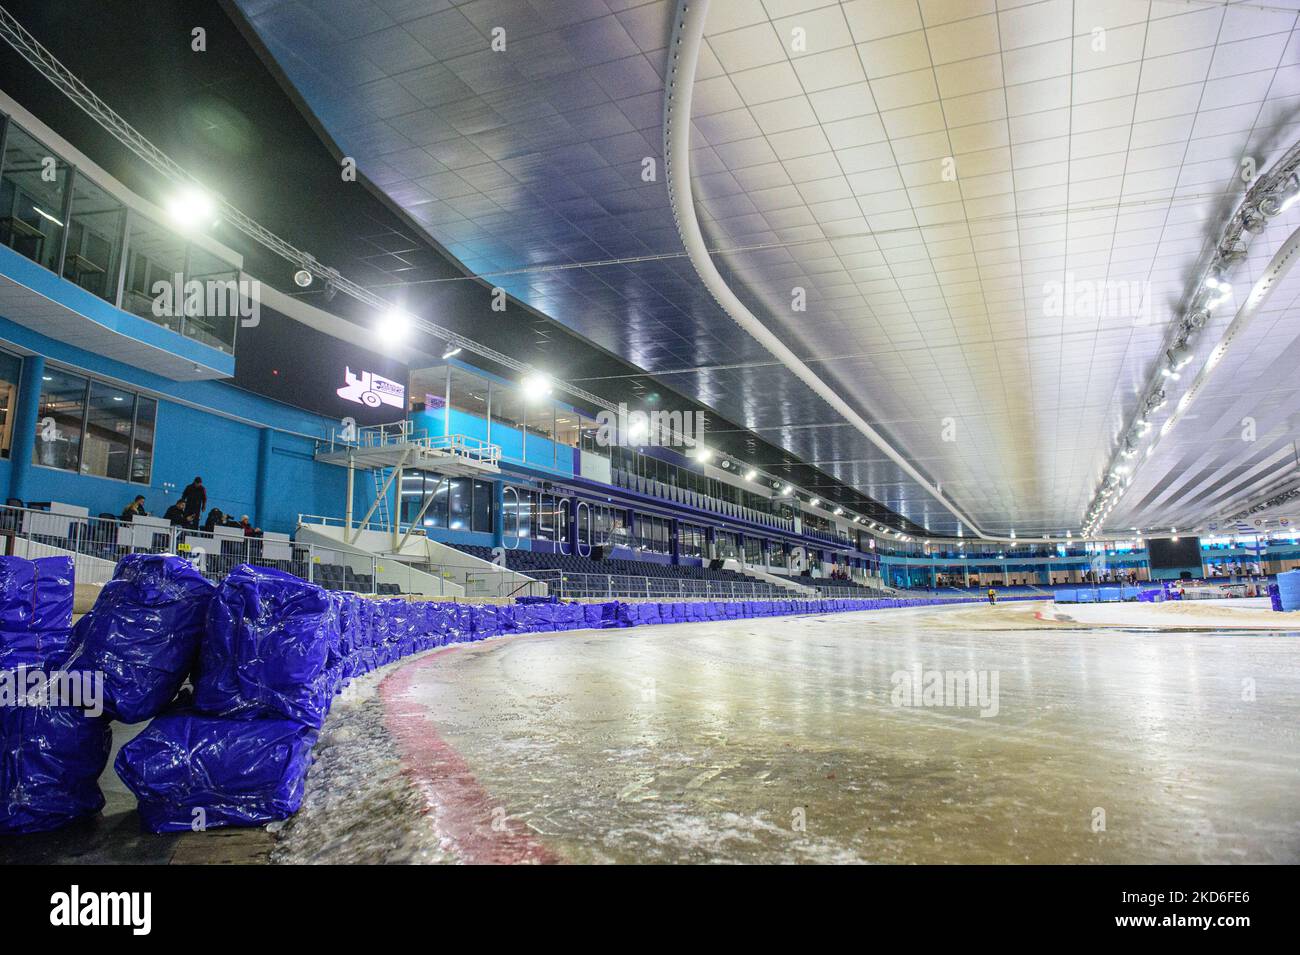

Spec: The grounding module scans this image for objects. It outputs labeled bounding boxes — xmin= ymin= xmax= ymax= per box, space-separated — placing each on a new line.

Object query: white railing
xmin=298 ymin=512 xmax=391 ymax=534
xmin=0 ymin=502 xmax=406 ymax=596
xmin=316 ymin=420 xmax=501 ymax=469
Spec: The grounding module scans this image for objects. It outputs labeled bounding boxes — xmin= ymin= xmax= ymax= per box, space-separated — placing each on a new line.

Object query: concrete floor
xmin=374 ymin=604 xmax=1300 ymax=864
xmin=6 ymin=602 xmax=1299 ymax=864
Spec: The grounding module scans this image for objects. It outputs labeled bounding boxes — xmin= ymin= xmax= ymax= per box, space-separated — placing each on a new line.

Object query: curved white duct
xmin=662 ymin=0 xmax=1009 ymax=542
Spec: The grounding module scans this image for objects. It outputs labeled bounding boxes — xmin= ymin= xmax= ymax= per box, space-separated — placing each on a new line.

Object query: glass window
xmin=448 ymin=367 xmax=489 ymax=420
xmin=31 ymin=368 xmax=155 ymax=483
xmin=182 ymin=244 xmax=240 ymax=353
xmin=517 ymin=490 xmax=532 ymax=540
xmin=447 ymin=478 xmax=469 ymax=531
xmin=33 ymin=368 xmax=85 ymax=472
xmin=429 ymin=476 xmax=449 ymax=529
xmin=0 ymin=123 xmax=70 ymax=273
xmin=61 ymin=173 xmax=124 ymax=301
xmin=131 ymin=396 xmax=156 ymax=484
xmin=525 ymin=400 xmax=554 ymax=441
xmin=0 ymin=349 xmax=21 ymax=459
xmin=472 ymin=479 xmax=492 ymax=533
xmin=534 ymin=492 xmax=556 ymax=542
xmin=82 ymin=381 xmax=134 ymax=480
xmin=407 ymin=365 xmax=447 ymax=416
xmin=492 ymin=385 xmax=523 ymax=431
xmin=553 ymin=411 xmax=579 ymax=449
xmin=122 ymin=214 xmax=186 ymax=329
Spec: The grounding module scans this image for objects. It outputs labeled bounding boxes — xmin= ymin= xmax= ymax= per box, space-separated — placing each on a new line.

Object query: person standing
xmin=181 ymin=476 xmax=206 ymax=525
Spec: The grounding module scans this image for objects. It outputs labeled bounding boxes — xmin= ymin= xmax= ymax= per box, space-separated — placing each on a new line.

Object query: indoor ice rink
xmin=0 ymin=0 xmax=1297 ymax=899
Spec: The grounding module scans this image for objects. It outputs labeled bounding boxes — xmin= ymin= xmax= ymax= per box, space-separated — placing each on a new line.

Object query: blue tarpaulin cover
xmin=115 ymin=708 xmax=317 ymax=833
xmin=62 ymin=554 xmax=215 ymax=724
xmin=0 ymin=683 xmax=111 ymax=834
xmin=0 ymin=556 xmax=75 ymax=671
xmin=194 ymin=565 xmax=337 ymax=728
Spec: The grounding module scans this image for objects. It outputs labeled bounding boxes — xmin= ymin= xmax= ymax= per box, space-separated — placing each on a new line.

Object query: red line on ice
xmin=379 ymin=645 xmax=562 ymax=865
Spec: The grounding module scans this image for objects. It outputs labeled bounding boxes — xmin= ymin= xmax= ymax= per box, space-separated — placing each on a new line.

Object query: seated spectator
xmin=238 ymin=515 xmax=262 ymax=537
xmin=202 ymin=507 xmax=225 ymax=532
xmin=162 ymin=499 xmax=189 ymax=525
xmin=119 ymin=495 xmax=147 ymax=522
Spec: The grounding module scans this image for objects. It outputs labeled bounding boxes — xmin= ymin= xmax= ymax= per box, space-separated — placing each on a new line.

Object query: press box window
xmin=33 ymin=368 xmax=156 ymax=483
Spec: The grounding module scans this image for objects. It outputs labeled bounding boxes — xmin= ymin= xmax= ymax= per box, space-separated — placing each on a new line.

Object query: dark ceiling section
xmin=0 ymin=0 xmax=927 ymax=533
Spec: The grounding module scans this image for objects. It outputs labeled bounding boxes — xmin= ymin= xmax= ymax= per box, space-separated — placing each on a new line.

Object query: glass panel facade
xmin=182 ymin=244 xmax=239 ymax=352
xmin=0 ymin=123 xmax=70 ymax=273
xmin=122 ymin=214 xmax=187 ymax=328
xmin=61 ymin=174 xmax=124 ymax=301
xmin=492 ymin=384 xmax=523 ymax=430
xmin=448 ymin=367 xmax=488 ymax=420
xmin=553 ymin=411 xmax=579 ymax=449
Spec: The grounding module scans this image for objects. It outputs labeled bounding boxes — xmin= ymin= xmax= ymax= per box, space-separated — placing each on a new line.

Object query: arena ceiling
xmin=228 ymin=0 xmax=1300 ymax=538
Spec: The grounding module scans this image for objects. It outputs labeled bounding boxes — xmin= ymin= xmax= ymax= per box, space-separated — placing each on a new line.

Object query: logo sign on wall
xmin=234 ymin=305 xmax=408 ymax=425
xmin=336 ymin=368 xmax=405 ymax=410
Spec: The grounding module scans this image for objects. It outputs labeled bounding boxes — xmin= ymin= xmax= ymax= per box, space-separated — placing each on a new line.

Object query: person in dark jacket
xmin=181 ymin=477 xmax=206 ymax=524
xmin=202 ymin=507 xmax=225 ymax=532
xmin=162 ymin=499 xmax=188 ymax=525
xmin=119 ymin=495 xmax=147 ymax=522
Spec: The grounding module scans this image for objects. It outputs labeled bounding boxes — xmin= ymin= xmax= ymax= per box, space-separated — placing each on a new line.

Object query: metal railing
xmin=0 ymin=502 xmax=401 ymax=595
xmin=523 ymin=568 xmax=787 ymax=600
xmin=315 ymin=420 xmax=501 ymax=469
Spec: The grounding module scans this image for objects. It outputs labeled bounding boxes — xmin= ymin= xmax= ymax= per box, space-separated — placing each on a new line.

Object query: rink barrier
xmin=5 ymin=558 xmax=1036 ymax=834
xmin=1278 ymin=570 xmax=1300 ymax=612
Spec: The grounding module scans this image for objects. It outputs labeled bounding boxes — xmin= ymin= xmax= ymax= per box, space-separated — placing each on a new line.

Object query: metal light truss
xmin=1083 ymin=137 xmax=1300 ymax=536
xmin=0 ymin=4 xmax=626 ymax=413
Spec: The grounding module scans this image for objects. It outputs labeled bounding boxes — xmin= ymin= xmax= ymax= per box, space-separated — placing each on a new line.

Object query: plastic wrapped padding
xmin=194 ymin=565 xmax=337 ymax=729
xmin=0 ymin=680 xmax=111 ymax=834
xmin=0 ymin=556 xmax=75 ymax=671
xmin=62 ymin=554 xmax=215 ymax=724
xmin=115 ymin=708 xmax=317 ymax=833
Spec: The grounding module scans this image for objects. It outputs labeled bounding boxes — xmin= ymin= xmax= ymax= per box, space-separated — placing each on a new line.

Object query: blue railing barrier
xmin=4 ymin=554 xmax=1036 ymax=834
